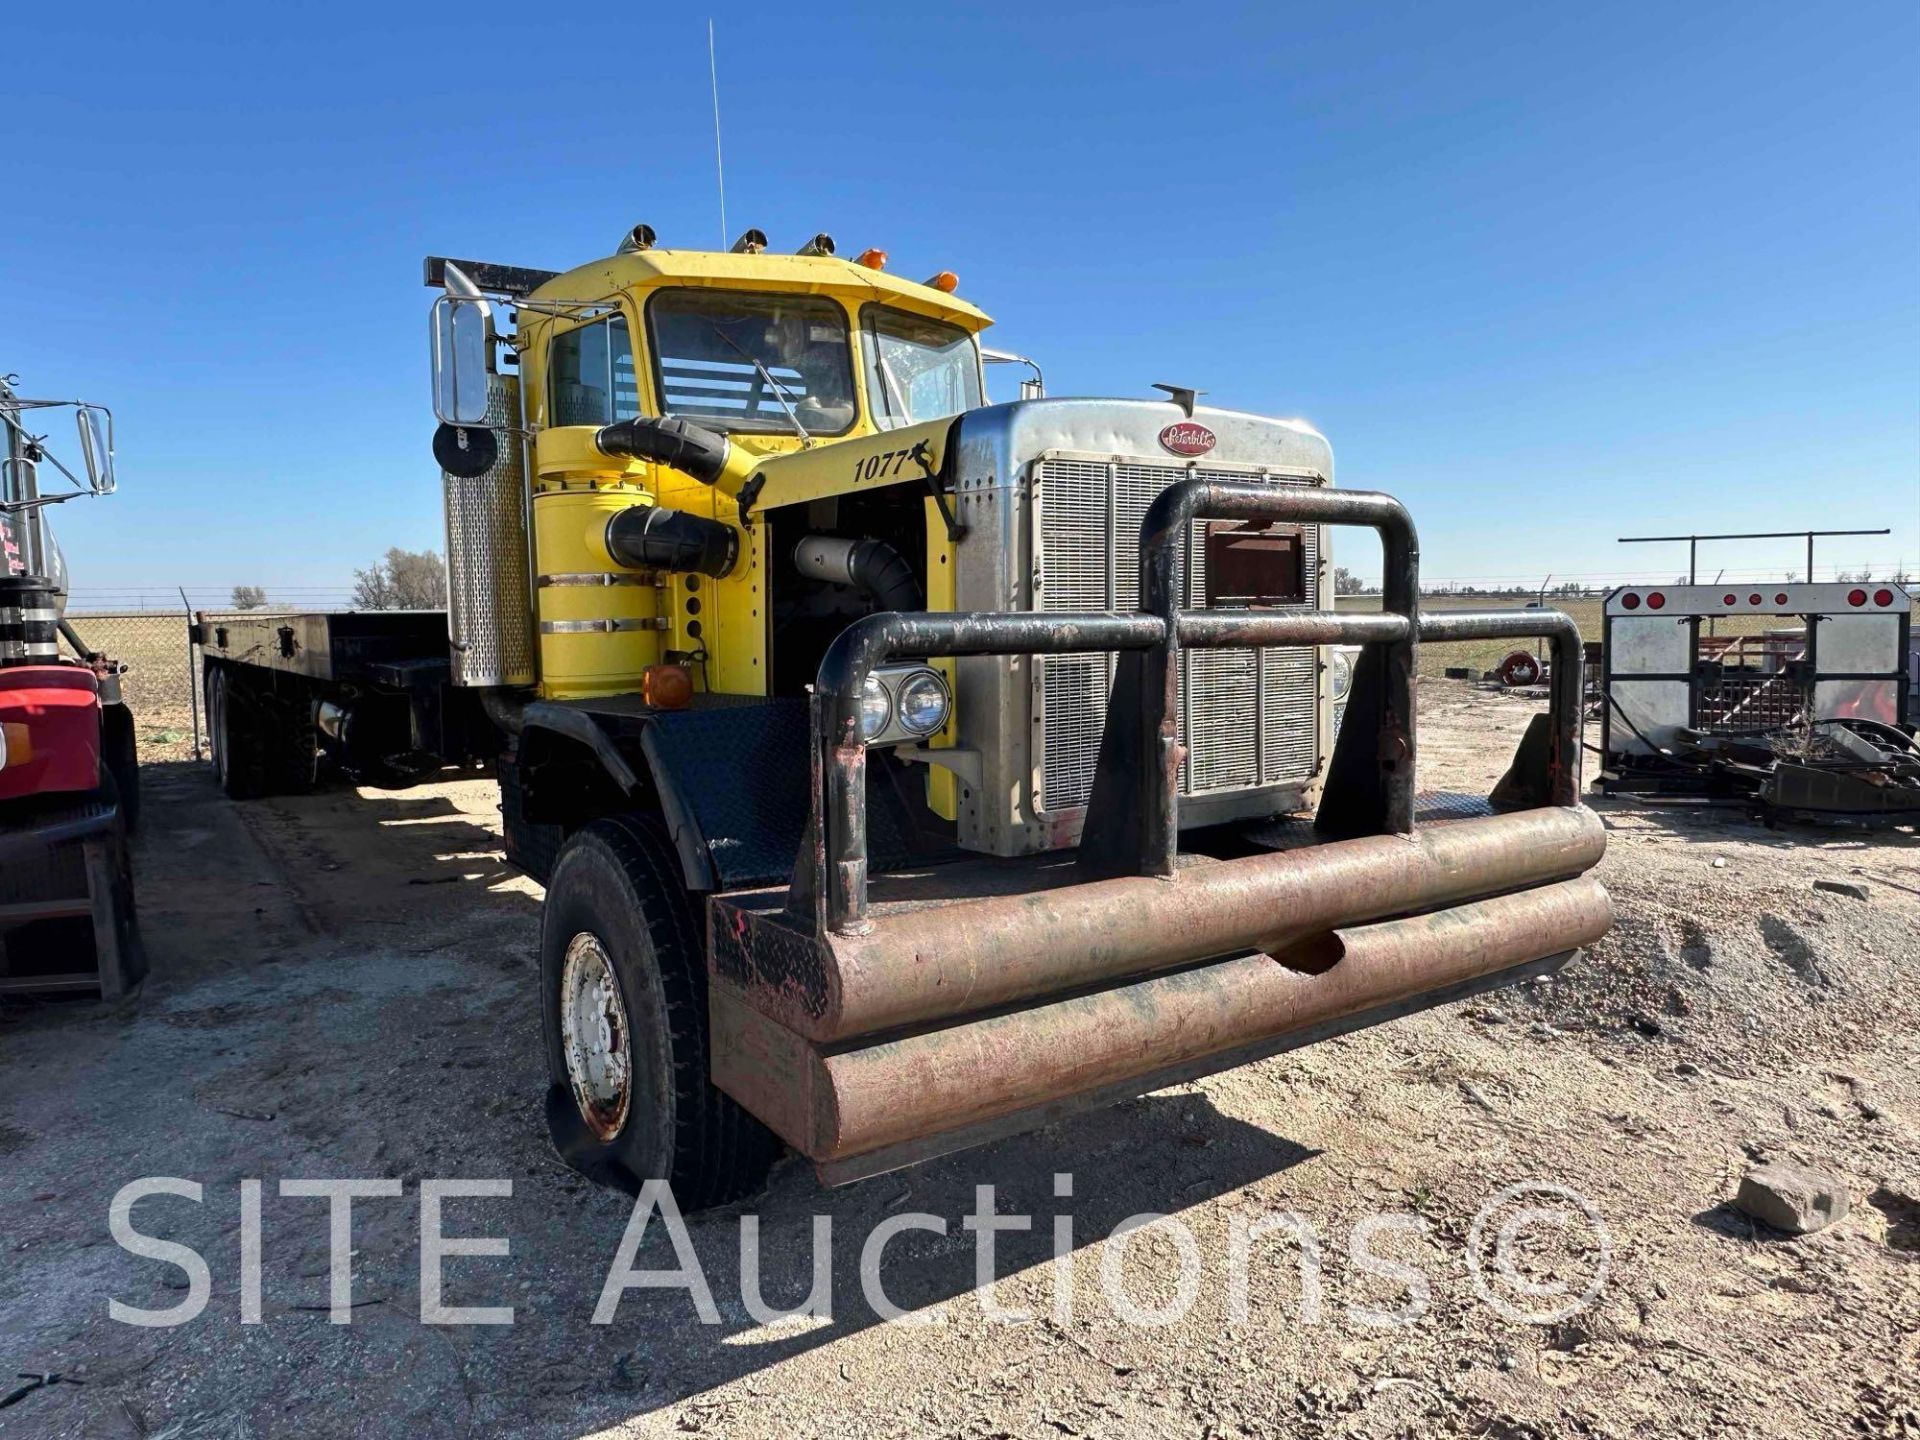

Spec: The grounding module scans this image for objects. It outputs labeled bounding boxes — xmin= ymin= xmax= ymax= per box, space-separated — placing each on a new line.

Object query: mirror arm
xmin=1 ymin=493 xmax=87 ymax=514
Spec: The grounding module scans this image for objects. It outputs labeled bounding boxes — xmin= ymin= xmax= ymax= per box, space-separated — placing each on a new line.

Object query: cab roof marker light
xmin=617 ymin=223 xmax=657 ymax=254
xmin=854 ymin=248 xmax=888 ymax=270
xmin=795 ymin=233 xmax=836 ymax=257
xmin=923 ymin=271 xmax=959 ymax=293
xmin=730 ymin=229 xmax=768 ymax=254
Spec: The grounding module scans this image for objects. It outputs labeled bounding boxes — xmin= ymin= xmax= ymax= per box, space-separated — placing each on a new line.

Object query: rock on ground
xmin=1735 ymin=1162 xmax=1852 ymax=1235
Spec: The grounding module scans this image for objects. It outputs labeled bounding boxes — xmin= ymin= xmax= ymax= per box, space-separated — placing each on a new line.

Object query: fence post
xmin=180 ymin=586 xmax=204 ymax=761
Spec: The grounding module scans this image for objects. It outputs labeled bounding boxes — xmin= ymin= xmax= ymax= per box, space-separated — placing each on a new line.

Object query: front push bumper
xmin=705 ymin=479 xmax=1608 ymax=1182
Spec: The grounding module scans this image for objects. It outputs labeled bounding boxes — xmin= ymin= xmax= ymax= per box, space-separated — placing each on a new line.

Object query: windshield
xmin=647 ymin=290 xmax=856 ymax=436
xmin=862 ymin=307 xmax=983 ymax=430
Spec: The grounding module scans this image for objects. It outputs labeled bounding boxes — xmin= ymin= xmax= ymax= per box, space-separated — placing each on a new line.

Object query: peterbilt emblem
xmin=1158 ymin=422 xmax=1216 ymax=457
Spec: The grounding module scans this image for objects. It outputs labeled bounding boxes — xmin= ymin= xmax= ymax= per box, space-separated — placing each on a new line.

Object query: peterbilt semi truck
xmin=1 ymin=375 xmax=142 ymax=998
xmin=196 ymin=229 xmax=1609 ymax=1205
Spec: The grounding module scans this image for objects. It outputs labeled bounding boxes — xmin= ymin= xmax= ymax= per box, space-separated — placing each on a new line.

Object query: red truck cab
xmin=0 ymin=666 xmax=103 ymax=801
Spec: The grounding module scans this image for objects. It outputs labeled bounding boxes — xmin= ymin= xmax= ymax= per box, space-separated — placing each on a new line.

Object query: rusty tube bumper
xmin=708 ymin=807 xmax=1611 ymax=1177
xmin=723 ymin=805 xmax=1604 ymax=1043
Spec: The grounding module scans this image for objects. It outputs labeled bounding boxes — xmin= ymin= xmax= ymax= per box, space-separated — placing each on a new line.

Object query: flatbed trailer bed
xmin=193 ymin=609 xmax=497 ymax=793
xmin=197 ymin=609 xmax=450 ymax=685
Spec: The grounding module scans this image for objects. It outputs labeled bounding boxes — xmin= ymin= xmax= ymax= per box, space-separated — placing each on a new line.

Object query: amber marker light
xmin=642 ymin=664 xmax=694 ymax=710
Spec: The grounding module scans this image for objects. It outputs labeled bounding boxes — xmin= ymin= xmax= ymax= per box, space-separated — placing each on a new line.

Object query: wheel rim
xmin=560 ymin=931 xmax=632 ymax=1141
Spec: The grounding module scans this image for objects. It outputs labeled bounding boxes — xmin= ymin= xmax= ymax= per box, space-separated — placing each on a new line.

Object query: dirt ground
xmin=2 ymin=682 xmax=1917 ymax=1439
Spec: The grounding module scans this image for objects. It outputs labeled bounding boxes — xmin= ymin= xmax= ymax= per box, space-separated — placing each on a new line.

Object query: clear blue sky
xmin=10 ymin=0 xmax=1917 ymax=600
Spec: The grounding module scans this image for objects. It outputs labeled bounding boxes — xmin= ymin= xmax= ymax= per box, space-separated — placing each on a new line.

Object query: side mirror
xmin=430 ymin=295 xmax=493 ymax=426
xmin=75 ymin=405 xmax=115 ymax=494
xmin=981 ymin=346 xmax=1045 ymax=402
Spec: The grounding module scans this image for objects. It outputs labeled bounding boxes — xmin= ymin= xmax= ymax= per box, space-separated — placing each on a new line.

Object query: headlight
xmin=895 ymin=670 xmax=950 ymax=736
xmin=1329 ymin=649 xmax=1353 ymax=701
xmin=859 ymin=676 xmax=892 ymax=739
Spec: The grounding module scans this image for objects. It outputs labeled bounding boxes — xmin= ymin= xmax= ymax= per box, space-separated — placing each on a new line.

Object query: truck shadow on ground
xmin=39 ymin=759 xmax=1333 ymax=1436
xmin=122 ymin=759 xmax=536 ymax=983
xmin=500 ymin=1095 xmax=1325 ymax=1435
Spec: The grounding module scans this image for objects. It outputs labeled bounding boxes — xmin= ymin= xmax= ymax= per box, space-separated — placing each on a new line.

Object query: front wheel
xmin=539 ymin=815 xmax=780 ymax=1208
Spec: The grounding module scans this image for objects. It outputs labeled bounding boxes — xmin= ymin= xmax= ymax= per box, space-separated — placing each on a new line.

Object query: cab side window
xmin=548 ymin=315 xmax=640 ymax=426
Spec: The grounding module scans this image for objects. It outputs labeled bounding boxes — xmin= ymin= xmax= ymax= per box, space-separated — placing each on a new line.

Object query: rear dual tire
xmin=205 ymin=664 xmax=316 ymax=800
xmin=539 ymin=814 xmax=779 ymax=1208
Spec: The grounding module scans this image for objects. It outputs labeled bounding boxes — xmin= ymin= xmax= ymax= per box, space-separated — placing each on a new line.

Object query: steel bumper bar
xmin=711 ymin=479 xmax=1613 ymax=1178
xmin=805 ymin=483 xmax=1593 ymax=935
xmin=710 ymin=872 xmax=1611 ymax=1173
xmin=718 ymin=804 xmax=1605 ymax=1044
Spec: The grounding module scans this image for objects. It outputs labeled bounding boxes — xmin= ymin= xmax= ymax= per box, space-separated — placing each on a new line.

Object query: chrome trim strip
xmin=538 ymin=617 xmax=663 ymax=634
xmin=537 ymin=572 xmax=653 ymax=588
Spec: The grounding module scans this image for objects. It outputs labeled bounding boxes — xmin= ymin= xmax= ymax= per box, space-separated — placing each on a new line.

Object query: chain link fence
xmin=59 ymin=609 xmax=262 ymax=764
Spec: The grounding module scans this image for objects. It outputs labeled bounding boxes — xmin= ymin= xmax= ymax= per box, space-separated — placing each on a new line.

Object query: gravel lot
xmin=2 ymin=683 xmax=1916 ymax=1438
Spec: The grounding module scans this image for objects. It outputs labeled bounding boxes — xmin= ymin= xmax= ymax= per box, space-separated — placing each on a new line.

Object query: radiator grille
xmin=1037 ymin=459 xmax=1321 ymax=813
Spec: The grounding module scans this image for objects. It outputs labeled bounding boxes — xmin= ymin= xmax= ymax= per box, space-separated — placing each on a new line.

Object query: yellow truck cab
xmin=198 ymin=224 xmax=1609 ymax=1207
xmin=511 ymin=232 xmax=992 ymax=706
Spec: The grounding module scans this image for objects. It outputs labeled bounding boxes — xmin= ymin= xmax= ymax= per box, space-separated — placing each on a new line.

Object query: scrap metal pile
xmin=1598 ymin=582 xmax=1917 ymax=827
xmin=1654 ymin=716 xmax=1920 ymax=824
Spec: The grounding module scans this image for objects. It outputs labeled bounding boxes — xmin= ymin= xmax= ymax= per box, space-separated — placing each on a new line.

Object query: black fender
xmin=516 ymin=696 xmax=945 ymax=895
xmin=514 ymin=700 xmax=813 ymax=894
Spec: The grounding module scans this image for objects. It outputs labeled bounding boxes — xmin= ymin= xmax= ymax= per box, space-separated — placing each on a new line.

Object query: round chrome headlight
xmin=1329 ymin=649 xmax=1353 ymax=701
xmin=896 ymin=670 xmax=951 ymax=736
xmin=859 ymin=676 xmax=892 ymax=739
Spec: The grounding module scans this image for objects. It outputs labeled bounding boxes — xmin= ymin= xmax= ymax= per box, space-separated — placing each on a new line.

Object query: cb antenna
xmin=708 ymin=19 xmax=728 ymax=248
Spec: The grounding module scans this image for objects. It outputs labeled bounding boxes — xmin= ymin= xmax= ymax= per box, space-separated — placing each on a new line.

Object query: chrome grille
xmin=1037 ymin=459 xmax=1320 ymax=813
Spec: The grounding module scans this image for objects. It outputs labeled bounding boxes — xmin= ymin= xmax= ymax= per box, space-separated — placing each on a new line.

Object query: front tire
xmin=539 ymin=815 xmax=779 ymax=1208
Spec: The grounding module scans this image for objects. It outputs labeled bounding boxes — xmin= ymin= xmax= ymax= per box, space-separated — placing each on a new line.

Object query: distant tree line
xmin=352 ymin=548 xmax=448 ymax=610
xmin=226 ymin=548 xmax=450 ymax=612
